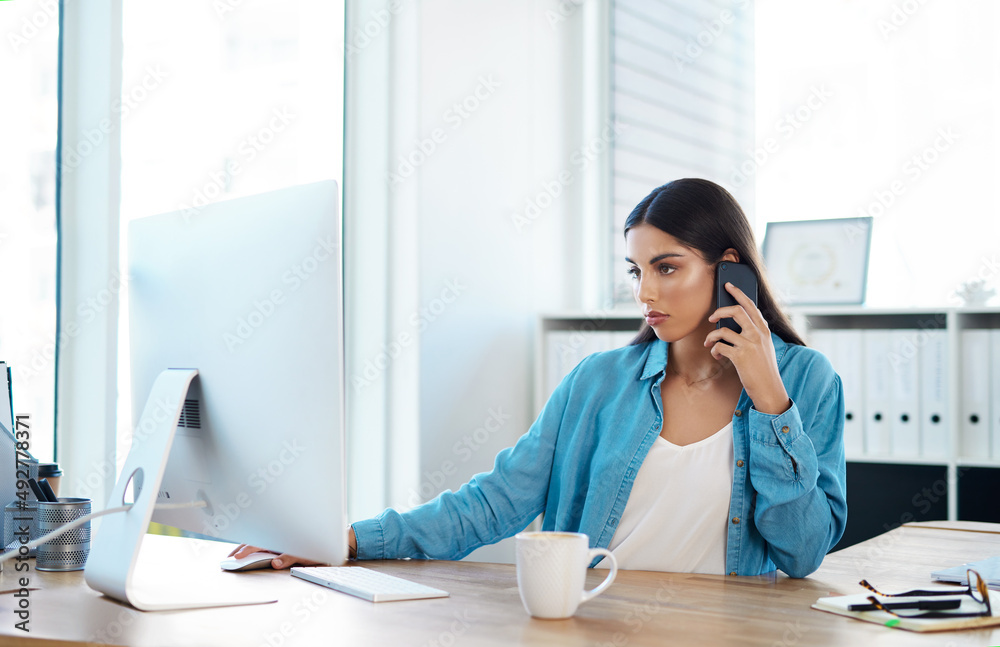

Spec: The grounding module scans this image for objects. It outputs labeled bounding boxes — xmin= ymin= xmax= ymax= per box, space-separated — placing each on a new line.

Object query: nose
xmin=634 ymin=272 xmax=656 ymax=304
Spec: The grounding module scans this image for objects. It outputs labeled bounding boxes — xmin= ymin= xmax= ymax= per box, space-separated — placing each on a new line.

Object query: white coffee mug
xmin=515 ymin=531 xmax=618 ymax=619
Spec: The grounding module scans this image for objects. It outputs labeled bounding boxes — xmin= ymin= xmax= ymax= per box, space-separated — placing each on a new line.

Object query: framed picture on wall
xmin=762 ymin=217 xmax=873 ymax=305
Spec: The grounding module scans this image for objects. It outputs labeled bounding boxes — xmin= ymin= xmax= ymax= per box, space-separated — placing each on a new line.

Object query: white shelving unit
xmin=790 ymin=306 xmax=1000 ymax=523
xmin=534 ymin=311 xmax=643 ymax=417
xmin=537 ymin=306 xmax=1000 ymax=525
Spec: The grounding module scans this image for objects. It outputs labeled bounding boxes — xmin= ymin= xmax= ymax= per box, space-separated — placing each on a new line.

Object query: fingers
xmin=229 ymin=544 xmax=258 ymax=558
xmin=724 ymin=281 xmax=749 ymax=306
xmin=270 ymin=553 xmax=325 ymax=570
xmin=229 ymin=544 xmax=275 ymax=559
xmin=704 ymin=325 xmax=740 ymax=349
xmin=709 ymin=340 xmax=733 ymax=361
xmin=227 ymin=544 xmax=325 ymax=569
xmin=724 ymin=282 xmax=767 ymax=329
xmin=708 ymin=304 xmax=754 ymax=336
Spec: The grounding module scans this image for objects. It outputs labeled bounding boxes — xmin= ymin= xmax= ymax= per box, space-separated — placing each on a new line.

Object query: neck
xmin=667 ymin=321 xmax=730 ymax=381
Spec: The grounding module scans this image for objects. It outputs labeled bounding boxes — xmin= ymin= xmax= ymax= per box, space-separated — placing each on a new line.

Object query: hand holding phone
xmin=715 ymin=262 xmax=758 ymax=336
xmin=708 ymin=261 xmax=790 ymax=414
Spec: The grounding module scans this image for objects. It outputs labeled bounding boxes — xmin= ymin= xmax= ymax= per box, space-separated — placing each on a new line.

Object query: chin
xmin=648 ymin=322 xmax=682 ymax=343
xmin=649 ymin=319 xmax=701 ymax=344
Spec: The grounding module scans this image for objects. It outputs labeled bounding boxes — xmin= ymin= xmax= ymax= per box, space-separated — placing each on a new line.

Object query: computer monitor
xmin=83 ymin=180 xmax=347 ymax=610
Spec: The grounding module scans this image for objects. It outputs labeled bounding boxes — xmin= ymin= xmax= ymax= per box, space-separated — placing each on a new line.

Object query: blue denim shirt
xmin=353 ymin=333 xmax=847 ymax=578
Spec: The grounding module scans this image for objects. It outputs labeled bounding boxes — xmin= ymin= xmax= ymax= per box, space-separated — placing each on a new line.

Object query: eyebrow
xmin=624 ymin=253 xmax=685 ymax=265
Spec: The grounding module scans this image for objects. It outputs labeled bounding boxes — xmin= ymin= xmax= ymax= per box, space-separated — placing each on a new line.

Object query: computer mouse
xmin=220 ymin=551 xmax=279 ymax=572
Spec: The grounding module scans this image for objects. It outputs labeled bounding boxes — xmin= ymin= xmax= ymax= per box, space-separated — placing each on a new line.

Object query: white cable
xmin=0 ymin=500 xmax=207 ymax=566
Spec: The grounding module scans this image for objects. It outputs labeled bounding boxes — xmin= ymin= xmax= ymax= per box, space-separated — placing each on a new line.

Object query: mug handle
xmin=581 ymin=548 xmax=617 ymax=604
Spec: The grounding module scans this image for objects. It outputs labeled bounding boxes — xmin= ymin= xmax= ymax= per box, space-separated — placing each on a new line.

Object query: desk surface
xmin=2 ymin=521 xmax=999 ymax=647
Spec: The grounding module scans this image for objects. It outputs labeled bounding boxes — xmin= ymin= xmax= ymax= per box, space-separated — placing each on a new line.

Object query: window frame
xmin=54 ymin=0 xmax=123 ymax=504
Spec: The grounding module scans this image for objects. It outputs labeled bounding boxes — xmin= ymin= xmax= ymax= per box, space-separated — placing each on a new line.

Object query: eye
xmin=626 ymin=266 xmax=639 ymax=279
xmin=658 ymin=264 xmax=676 ymax=275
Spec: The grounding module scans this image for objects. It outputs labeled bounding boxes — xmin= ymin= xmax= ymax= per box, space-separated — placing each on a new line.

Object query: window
xmin=610 ymin=0 xmax=754 ymax=305
xmin=0 ymin=0 xmax=60 ymax=461
xmin=118 ymin=0 xmax=344 ymax=463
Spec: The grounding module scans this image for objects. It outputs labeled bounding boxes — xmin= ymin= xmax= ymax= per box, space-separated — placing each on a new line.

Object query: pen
xmin=848 ymin=598 xmax=962 ymax=612
xmin=27 ymin=477 xmax=49 ymax=502
xmin=38 ymin=478 xmax=58 ymax=503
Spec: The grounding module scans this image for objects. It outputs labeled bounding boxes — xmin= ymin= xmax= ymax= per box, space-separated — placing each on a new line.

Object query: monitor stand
xmin=84 ymin=368 xmax=276 ymax=610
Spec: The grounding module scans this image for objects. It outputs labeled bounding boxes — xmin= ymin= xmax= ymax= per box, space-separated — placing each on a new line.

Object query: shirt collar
xmin=639 ymin=338 xmax=668 ymax=380
xmin=639 ymin=332 xmax=790 ymax=381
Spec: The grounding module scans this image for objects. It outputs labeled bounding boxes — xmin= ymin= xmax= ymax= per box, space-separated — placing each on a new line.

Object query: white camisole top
xmin=595 ymin=421 xmax=734 ymax=574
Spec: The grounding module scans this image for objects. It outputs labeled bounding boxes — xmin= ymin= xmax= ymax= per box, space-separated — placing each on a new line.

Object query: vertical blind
xmin=610 ymin=0 xmax=755 ymax=304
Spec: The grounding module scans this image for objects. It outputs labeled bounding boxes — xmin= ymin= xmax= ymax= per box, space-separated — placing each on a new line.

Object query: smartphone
xmin=715 ymin=262 xmax=758 ymax=336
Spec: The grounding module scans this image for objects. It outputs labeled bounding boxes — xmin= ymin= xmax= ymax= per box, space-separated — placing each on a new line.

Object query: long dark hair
xmin=625 ymin=178 xmax=805 ymax=347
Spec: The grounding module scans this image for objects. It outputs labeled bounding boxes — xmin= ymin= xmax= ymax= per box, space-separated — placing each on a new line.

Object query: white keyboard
xmin=290 ymin=566 xmax=450 ymax=602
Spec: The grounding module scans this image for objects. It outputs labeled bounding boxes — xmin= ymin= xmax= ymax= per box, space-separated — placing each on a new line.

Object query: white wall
xmin=755 ymin=0 xmax=1000 ymax=307
xmin=389 ymin=0 xmax=595 ymax=563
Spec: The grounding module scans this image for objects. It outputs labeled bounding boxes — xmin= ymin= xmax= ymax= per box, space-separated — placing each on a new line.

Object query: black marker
xmin=27 ymin=477 xmax=48 ymax=502
xmin=38 ymin=478 xmax=58 ymax=503
xmin=848 ymin=598 xmax=962 ymax=612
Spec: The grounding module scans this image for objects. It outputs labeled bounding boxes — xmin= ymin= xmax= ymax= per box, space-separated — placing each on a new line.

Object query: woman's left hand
xmin=705 ymin=282 xmax=791 ymax=415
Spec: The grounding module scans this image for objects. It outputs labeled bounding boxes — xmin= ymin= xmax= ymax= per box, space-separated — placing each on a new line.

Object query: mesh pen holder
xmin=4 ymin=501 xmax=38 ymax=558
xmin=35 ymin=498 xmax=91 ymax=572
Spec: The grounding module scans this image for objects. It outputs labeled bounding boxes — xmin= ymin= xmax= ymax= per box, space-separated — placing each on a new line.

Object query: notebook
xmin=813 ymin=589 xmax=1000 ymax=632
xmin=931 ymin=556 xmax=1000 ymax=588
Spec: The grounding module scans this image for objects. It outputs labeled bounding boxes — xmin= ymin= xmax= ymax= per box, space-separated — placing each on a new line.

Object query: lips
xmin=644 ymin=311 xmax=668 ymax=325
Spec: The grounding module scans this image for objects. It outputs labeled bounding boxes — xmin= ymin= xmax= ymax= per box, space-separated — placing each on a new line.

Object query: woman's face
xmin=625 ymin=223 xmax=722 ymax=343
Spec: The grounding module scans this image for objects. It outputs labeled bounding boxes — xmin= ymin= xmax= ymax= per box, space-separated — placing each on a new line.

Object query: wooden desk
xmin=1 ymin=522 xmax=998 ymax=646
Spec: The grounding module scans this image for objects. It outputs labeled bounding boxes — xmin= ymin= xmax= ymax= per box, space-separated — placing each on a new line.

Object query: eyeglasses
xmin=852 ymin=569 xmax=992 ymax=620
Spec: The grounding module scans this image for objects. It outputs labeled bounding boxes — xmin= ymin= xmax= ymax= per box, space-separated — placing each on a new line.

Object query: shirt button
xmin=609 ymin=517 xmax=618 ymax=526
xmin=734 ymin=409 xmax=742 ymax=417
xmin=781 ymin=425 xmax=790 ymax=434
xmin=732 ymin=517 xmax=740 ymax=524
xmin=729 ymin=571 xmax=737 ymax=576
xmin=736 ymin=460 xmax=744 ymax=467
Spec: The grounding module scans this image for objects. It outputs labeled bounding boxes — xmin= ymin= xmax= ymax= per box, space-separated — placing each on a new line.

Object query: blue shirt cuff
xmin=748 ymin=399 xmax=803 ymax=449
xmin=351 ymin=517 xmax=385 ymax=560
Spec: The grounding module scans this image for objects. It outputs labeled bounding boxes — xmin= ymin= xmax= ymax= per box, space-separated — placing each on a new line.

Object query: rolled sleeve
xmin=351 ymin=518 xmax=385 ymax=560
xmin=748 ymin=401 xmax=819 ymax=485
xmin=747 ymin=368 xmax=847 ymax=578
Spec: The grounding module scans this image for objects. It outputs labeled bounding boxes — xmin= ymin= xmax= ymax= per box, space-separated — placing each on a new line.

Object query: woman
xmin=233 ymin=178 xmax=847 ymax=577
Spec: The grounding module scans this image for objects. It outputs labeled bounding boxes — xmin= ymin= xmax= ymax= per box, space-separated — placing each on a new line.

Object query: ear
xmin=720 ymin=248 xmax=740 ymax=263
